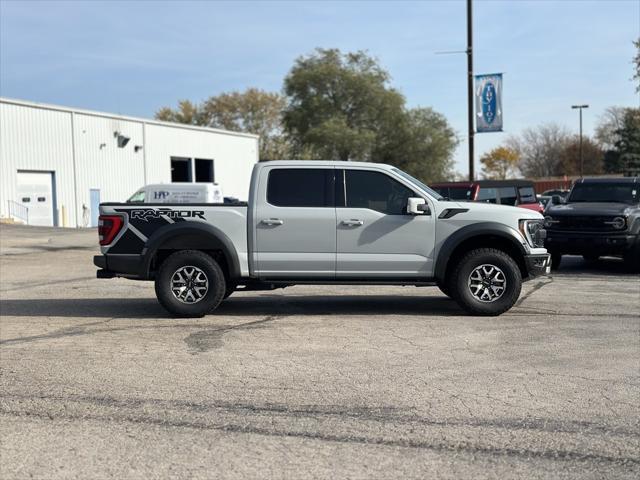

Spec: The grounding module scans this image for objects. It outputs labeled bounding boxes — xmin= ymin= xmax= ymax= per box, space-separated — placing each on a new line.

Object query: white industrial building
xmin=0 ymin=98 xmax=259 ymax=227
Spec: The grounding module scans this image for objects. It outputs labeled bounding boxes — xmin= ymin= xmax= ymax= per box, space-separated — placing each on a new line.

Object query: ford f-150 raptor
xmin=94 ymin=161 xmax=551 ymax=316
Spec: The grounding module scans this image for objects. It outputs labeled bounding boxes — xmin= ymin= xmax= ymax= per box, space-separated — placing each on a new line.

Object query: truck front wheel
xmin=450 ymin=248 xmax=522 ymax=316
xmin=155 ymin=250 xmax=226 ymax=317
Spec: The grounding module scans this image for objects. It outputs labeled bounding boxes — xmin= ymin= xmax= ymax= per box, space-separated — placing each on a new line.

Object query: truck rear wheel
xmin=450 ymin=248 xmax=522 ymax=316
xmin=155 ymin=250 xmax=226 ymax=317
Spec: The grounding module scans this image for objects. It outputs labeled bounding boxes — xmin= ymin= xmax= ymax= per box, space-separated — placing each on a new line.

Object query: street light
xmin=571 ymin=104 xmax=589 ymax=177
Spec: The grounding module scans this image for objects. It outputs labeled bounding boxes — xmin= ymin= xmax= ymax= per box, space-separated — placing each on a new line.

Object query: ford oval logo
xmin=481 ymin=82 xmax=497 ymax=125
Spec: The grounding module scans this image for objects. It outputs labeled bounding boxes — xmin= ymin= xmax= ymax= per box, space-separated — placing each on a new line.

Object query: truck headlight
xmin=519 ymin=219 xmax=546 ymax=248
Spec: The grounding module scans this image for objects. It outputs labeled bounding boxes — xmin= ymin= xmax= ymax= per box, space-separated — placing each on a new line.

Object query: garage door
xmin=16 ymin=171 xmax=55 ymax=226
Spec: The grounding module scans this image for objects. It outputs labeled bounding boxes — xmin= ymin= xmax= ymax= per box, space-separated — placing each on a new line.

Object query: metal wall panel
xmin=0 ymin=102 xmax=75 ymax=226
xmin=73 ymin=113 xmax=145 ymax=226
xmin=144 ymin=124 xmax=259 ymax=201
xmin=1 ymin=98 xmax=259 ymax=227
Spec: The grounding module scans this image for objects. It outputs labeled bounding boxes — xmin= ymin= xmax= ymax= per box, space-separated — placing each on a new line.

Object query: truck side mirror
xmin=551 ymin=195 xmax=564 ymax=205
xmin=407 ymin=197 xmax=430 ymax=215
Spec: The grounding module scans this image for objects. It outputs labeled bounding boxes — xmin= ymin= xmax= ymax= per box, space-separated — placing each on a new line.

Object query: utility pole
xmin=571 ymin=104 xmax=589 ymax=177
xmin=467 ymin=0 xmax=474 ymax=181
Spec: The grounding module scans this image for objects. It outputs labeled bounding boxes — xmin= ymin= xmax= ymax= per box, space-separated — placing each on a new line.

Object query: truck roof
xmin=430 ymin=180 xmax=535 ymax=188
xmin=575 ymin=177 xmax=638 ymax=184
xmin=258 ymin=160 xmax=395 ymax=169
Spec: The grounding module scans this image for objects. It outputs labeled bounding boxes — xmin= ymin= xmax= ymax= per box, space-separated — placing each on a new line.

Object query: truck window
xmin=127 ymin=190 xmax=146 ymax=203
xmin=518 ymin=186 xmax=537 ymax=204
xmin=446 ymin=187 xmax=473 ymax=201
xmin=568 ymin=183 xmax=639 ymax=204
xmin=477 ymin=187 xmax=498 ymax=204
xmin=267 ymin=169 xmax=333 ymax=207
xmin=497 ymin=186 xmax=517 ymax=206
xmin=344 ymin=170 xmax=413 ymax=215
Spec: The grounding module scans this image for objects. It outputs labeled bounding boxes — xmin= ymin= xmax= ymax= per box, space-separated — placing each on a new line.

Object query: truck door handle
xmin=261 ymin=218 xmax=284 ymax=226
xmin=341 ymin=219 xmax=364 ymax=226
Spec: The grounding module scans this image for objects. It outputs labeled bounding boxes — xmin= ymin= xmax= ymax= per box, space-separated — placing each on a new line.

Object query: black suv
xmin=544 ymin=177 xmax=640 ymax=271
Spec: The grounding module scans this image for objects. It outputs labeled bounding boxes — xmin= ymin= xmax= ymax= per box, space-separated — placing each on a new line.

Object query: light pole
xmin=467 ymin=0 xmax=474 ymax=181
xmin=571 ymin=104 xmax=589 ymax=177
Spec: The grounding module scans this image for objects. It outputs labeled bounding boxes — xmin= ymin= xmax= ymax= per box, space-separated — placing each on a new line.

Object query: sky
xmin=1 ymin=0 xmax=639 ymax=175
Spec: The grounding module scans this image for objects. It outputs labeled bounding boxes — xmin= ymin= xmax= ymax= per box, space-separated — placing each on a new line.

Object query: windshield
xmin=391 ymin=168 xmax=444 ymax=200
xmin=127 ymin=190 xmax=145 ymax=203
xmin=568 ymin=183 xmax=639 ymax=204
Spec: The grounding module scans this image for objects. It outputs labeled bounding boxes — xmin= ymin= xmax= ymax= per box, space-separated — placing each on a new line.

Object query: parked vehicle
xmin=127 ymin=183 xmax=224 ymax=204
xmin=430 ymin=180 xmax=544 ymax=214
xmin=544 ymin=177 xmax=640 ymax=270
xmin=537 ymin=195 xmax=554 ymax=212
xmin=94 ymin=161 xmax=550 ymax=317
xmin=541 ymin=188 xmax=570 ymax=198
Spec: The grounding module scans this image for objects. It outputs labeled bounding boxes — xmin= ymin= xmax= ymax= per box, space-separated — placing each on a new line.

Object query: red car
xmin=429 ymin=180 xmax=544 ymax=214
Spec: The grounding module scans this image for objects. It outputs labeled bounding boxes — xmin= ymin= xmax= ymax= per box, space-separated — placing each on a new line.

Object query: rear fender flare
xmin=142 ymin=222 xmax=241 ymax=279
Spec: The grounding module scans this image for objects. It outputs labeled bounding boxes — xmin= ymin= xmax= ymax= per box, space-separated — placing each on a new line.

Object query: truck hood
xmin=547 ymin=202 xmax=637 ymax=216
xmin=447 ymin=201 xmax=543 ymax=219
xmin=458 ymin=202 xmax=542 ymax=219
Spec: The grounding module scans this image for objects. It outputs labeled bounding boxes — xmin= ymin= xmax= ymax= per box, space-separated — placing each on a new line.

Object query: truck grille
xmin=549 ymin=215 xmax=625 ymax=232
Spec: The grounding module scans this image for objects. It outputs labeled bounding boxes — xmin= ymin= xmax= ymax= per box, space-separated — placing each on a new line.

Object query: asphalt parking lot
xmin=0 ymin=224 xmax=638 ymax=479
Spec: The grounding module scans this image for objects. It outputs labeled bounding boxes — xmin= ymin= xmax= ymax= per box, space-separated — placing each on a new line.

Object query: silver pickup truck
xmin=94 ymin=161 xmax=550 ymax=316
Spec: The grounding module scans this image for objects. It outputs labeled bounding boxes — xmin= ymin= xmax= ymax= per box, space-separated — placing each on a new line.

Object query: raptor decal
xmin=128 ymin=208 xmax=205 ymax=222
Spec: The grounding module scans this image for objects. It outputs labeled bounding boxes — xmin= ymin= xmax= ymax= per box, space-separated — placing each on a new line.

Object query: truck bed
xmin=98 ymin=202 xmax=250 ymax=277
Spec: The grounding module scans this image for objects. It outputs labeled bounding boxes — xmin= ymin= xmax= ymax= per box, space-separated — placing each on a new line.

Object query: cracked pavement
xmin=0 ymin=224 xmax=639 ymax=479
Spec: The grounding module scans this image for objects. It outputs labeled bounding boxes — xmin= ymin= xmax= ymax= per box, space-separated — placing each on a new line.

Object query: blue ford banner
xmin=475 ymin=73 xmax=503 ymax=132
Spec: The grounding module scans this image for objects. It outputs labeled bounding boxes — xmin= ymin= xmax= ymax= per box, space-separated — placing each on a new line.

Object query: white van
xmin=127 ymin=183 xmax=224 ymax=204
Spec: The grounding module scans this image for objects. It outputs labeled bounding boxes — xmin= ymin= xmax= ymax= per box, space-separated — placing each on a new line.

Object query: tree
xmin=371 ymin=107 xmax=457 ymax=182
xmin=200 ymin=89 xmax=290 ymax=160
xmin=508 ymin=123 xmax=571 ymax=177
xmin=156 ymin=89 xmax=291 ymax=161
xmin=155 ymin=100 xmax=202 ymax=125
xmin=393 ymin=107 xmax=457 ymax=182
xmin=558 ymin=136 xmax=604 ymax=176
xmin=479 ymin=146 xmax=519 ymax=179
xmin=596 ymin=107 xmax=640 ymax=174
xmin=633 ymin=38 xmax=639 ymax=93
xmin=614 ymin=108 xmax=640 ymax=175
xmin=283 ymin=48 xmax=457 ymax=181
xmin=283 ymin=48 xmax=405 ymax=161
xmin=595 ymin=106 xmax=626 ymax=150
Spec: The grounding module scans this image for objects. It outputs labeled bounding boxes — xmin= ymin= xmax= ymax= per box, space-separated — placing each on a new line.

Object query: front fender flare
xmin=434 ymin=222 xmax=528 ymax=282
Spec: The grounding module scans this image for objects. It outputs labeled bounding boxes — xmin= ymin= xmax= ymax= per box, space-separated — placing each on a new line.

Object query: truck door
xmin=254 ymin=167 xmax=336 ymax=278
xmin=336 ymin=168 xmax=435 ymax=278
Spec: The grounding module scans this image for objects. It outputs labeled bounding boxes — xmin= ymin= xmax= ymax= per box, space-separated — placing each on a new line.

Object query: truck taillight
xmin=98 ymin=215 xmax=124 ymax=246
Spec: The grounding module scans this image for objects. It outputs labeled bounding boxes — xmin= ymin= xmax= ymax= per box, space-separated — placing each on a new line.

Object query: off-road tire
xmin=155 ymin=250 xmax=226 ymax=317
xmin=450 ymin=248 xmax=522 ymax=316
xmin=550 ymin=251 xmax=562 ymax=270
